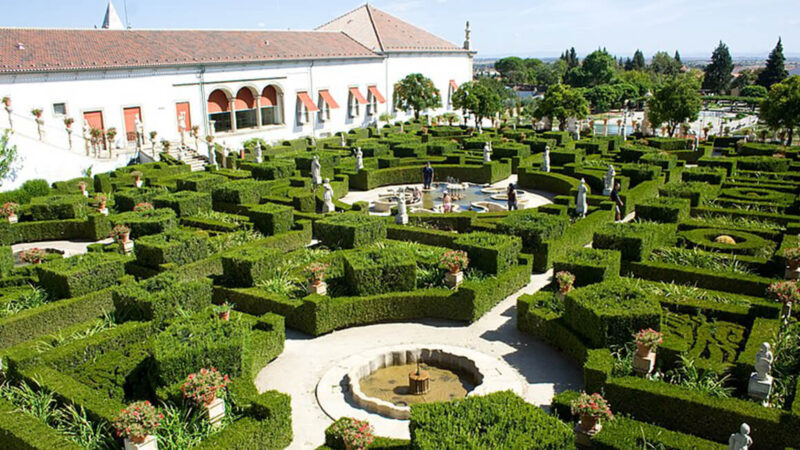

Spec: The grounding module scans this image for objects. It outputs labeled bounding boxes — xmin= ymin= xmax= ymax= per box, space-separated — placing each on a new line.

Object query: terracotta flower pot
xmin=203 ymin=390 xmax=218 ymax=406
xmin=218 ymin=310 xmax=231 ymax=321
xmin=121 ymin=232 xmax=130 ymax=243
xmin=636 ymin=342 xmax=654 ymax=358
xmin=579 ymin=414 xmax=600 ymax=432
xmin=129 ymin=434 xmax=148 ymax=444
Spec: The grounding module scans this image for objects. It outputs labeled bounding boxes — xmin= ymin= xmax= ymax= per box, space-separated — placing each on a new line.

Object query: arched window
xmin=234 ymin=87 xmax=257 ymax=129
xmin=207 ymin=89 xmax=231 ymax=132
xmin=261 ymin=85 xmax=283 ymax=125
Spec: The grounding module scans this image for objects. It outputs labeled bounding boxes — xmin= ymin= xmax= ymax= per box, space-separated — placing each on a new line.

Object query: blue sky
xmin=3 ymin=0 xmax=798 ymax=58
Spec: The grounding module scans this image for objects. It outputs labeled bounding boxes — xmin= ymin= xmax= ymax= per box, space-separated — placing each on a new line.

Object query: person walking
xmin=610 ymin=181 xmax=624 ymax=222
xmin=507 ymin=183 xmax=518 ymax=211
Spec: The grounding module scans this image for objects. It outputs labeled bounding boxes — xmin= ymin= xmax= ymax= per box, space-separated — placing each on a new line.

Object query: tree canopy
xmin=567 ymin=49 xmax=617 ymax=87
xmin=0 ymin=130 xmax=18 ymax=187
xmin=393 ymin=73 xmax=442 ymax=119
xmin=650 ymin=51 xmax=682 ymax=76
xmin=757 ymin=38 xmax=788 ymax=89
xmin=535 ymin=83 xmax=589 ymax=130
xmin=647 ymin=75 xmax=702 ymax=137
xmin=452 ymin=79 xmax=502 ymax=125
xmin=760 ymin=75 xmax=800 ymax=145
xmin=702 ymin=41 xmax=734 ymax=94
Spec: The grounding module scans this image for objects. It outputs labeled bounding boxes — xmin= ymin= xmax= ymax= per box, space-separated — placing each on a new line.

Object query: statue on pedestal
xmin=311 ymin=155 xmax=322 ymax=187
xmin=727 ymin=423 xmax=752 ymax=450
xmin=340 ymin=133 xmax=346 ymax=147
xmin=322 ymin=179 xmax=335 ymax=213
xmin=178 ymin=112 xmax=187 ymax=146
xmin=603 ymin=164 xmax=616 ymax=196
xmin=355 ymin=147 xmax=364 ymax=170
xmin=483 ymin=142 xmax=491 ymax=163
xmin=395 ymin=192 xmax=408 ymax=225
xmin=254 ymin=143 xmax=263 ymax=164
xmin=134 ymin=115 xmax=144 ymax=151
xmin=576 ymin=178 xmax=588 ymax=218
xmin=748 ymin=342 xmax=774 ymax=404
xmin=82 ymin=119 xmax=91 ymax=156
xmin=542 ymin=146 xmax=551 ymax=173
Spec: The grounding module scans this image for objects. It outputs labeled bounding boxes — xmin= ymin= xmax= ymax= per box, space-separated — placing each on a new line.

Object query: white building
xmin=0 ymin=3 xmax=474 ymax=158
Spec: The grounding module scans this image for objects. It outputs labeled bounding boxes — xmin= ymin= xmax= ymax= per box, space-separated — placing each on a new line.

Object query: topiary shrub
xmin=153 ymin=191 xmax=212 ymax=217
xmin=496 ymin=210 xmax=569 ymax=250
xmin=221 ymin=246 xmax=283 ymax=288
xmin=563 ymin=278 xmax=662 ymax=347
xmin=36 ymin=252 xmax=127 ymax=299
xmin=658 ymin=182 xmax=720 ymax=207
xmin=553 ymin=248 xmax=621 ymax=286
xmin=314 ymin=213 xmax=387 ymax=249
xmin=114 ymin=187 xmax=166 ymax=211
xmin=453 ymin=232 xmax=522 ymax=275
xmin=175 ymin=172 xmax=227 ymax=193
xmin=736 ymin=156 xmax=790 ymax=173
xmin=409 ymin=391 xmax=573 ymax=449
xmin=679 ymin=228 xmax=775 ymax=257
xmin=343 ymin=247 xmax=416 ymax=295
xmin=250 ymin=160 xmax=296 ymax=180
xmin=248 ymin=203 xmax=294 ymax=236
xmin=134 ymin=229 xmax=210 ymax=268
xmin=593 ymin=221 xmax=678 ymax=261
xmin=681 ymin=166 xmax=727 ymax=185
xmin=109 ymin=208 xmax=177 ymax=238
xmin=29 ymin=195 xmax=87 ymax=220
xmin=113 ymin=271 xmax=213 ymax=326
xmin=635 ymin=197 xmax=691 ymax=223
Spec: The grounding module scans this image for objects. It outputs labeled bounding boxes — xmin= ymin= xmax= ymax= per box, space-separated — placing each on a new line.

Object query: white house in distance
xmin=0 ymin=2 xmax=474 ymax=158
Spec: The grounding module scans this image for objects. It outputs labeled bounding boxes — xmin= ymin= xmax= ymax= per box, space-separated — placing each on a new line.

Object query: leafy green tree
xmin=535 ymin=83 xmax=589 ymax=130
xmin=0 ymin=130 xmax=18 ymax=187
xmin=650 ymin=51 xmax=682 ymax=76
xmin=741 ymin=85 xmax=768 ymax=98
xmin=393 ymin=73 xmax=442 ymax=119
xmin=647 ymin=75 xmax=702 ymax=137
xmin=757 ymin=38 xmax=788 ymax=89
xmin=760 ymin=75 xmax=800 ymax=145
xmin=632 ymin=50 xmax=646 ymax=71
xmin=731 ymin=68 xmax=758 ymax=91
xmin=452 ymin=80 xmax=502 ymax=125
xmin=674 ymin=50 xmax=682 ymax=65
xmin=561 ymin=48 xmax=580 ymax=69
xmin=618 ymin=70 xmax=654 ymax=96
xmin=495 ymin=57 xmax=529 ymax=86
xmin=702 ymin=41 xmax=734 ymax=93
xmin=568 ymin=49 xmax=617 ymax=87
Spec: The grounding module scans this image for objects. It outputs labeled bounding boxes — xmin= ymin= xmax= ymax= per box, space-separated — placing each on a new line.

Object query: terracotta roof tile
xmin=0 ymin=29 xmax=381 ymax=74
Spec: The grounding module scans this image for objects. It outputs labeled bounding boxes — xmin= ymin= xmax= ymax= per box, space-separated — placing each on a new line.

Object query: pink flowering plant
xmin=181 ymin=367 xmax=230 ymax=406
xmin=555 ymin=271 xmax=575 ymax=293
xmin=330 ymin=417 xmax=375 ymax=450
xmin=114 ymin=401 xmax=163 ymax=442
xmin=304 ymin=262 xmax=329 ymax=284
xmin=19 ymin=248 xmax=46 ymax=264
xmin=440 ymin=250 xmax=469 ymax=273
xmin=570 ymin=392 xmax=614 ymax=420
xmin=0 ymin=202 xmax=18 ymax=218
xmin=133 ymin=202 xmax=153 ymax=213
xmin=767 ymin=281 xmax=800 ymax=304
xmin=110 ymin=224 xmax=131 ymax=241
xmin=784 ymin=246 xmax=800 ymax=266
xmin=633 ymin=328 xmax=664 ymax=349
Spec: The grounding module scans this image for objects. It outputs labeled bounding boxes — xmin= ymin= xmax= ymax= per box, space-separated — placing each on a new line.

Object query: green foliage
xmin=453 ymin=232 xmax=521 ymax=275
xmin=634 ymin=197 xmax=691 ymax=223
xmin=593 ymin=221 xmax=677 ymax=261
xmin=757 ymin=38 xmax=788 ymax=89
xmin=314 ymin=213 xmax=386 ymax=249
xmin=153 ymin=191 xmax=212 ymax=217
xmin=110 ymin=208 xmax=177 ymax=238
xmin=678 ymin=228 xmax=775 ymax=257
xmin=0 ymin=130 xmax=18 ymax=188
xmin=648 ymin=75 xmax=702 ymax=136
xmin=553 ymin=247 xmax=621 ymax=286
xmin=452 ymin=79 xmax=502 ymax=123
xmin=113 ymin=272 xmax=212 ymax=325
xmin=248 ymin=203 xmax=294 ymax=236
xmin=661 ymin=312 xmax=745 ymax=375
xmin=29 ymin=195 xmax=87 ymax=220
xmin=497 ymin=209 xmax=569 ymax=249
xmin=175 ymin=172 xmax=227 ymax=193
xmin=222 ymin=246 xmax=283 ymax=288
xmin=760 ymin=75 xmax=800 ymax=145
xmin=393 ymin=73 xmax=442 ymax=119
xmin=702 ymin=41 xmax=734 ymax=93
xmin=134 ymin=229 xmax=209 ymax=268
xmin=343 ymin=247 xmax=416 ymax=295
xmin=36 ymin=253 xmax=127 ymax=299
xmin=535 ymin=83 xmax=589 ymax=130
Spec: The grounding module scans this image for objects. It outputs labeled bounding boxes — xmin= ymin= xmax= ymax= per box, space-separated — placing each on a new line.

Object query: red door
xmin=84 ymin=110 xmax=105 ymax=150
xmin=176 ymin=102 xmax=192 ymax=132
xmin=123 ymin=107 xmax=141 ymax=143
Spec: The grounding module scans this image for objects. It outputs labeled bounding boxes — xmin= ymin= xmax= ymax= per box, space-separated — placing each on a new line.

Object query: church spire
xmin=102 ymin=1 xmax=125 ymax=30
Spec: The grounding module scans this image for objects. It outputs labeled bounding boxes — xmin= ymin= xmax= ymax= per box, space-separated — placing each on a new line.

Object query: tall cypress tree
xmin=674 ymin=50 xmax=682 ymax=64
xmin=757 ymin=38 xmax=788 ymax=88
xmin=702 ymin=41 xmax=734 ymax=94
xmin=632 ymin=50 xmax=646 ymax=71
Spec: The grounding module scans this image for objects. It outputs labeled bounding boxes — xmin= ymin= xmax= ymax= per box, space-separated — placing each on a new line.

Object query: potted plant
xmin=214 ymin=301 xmax=233 ymax=321
xmin=19 ymin=248 xmax=46 ymax=264
xmin=329 ymin=417 xmax=375 ymax=450
xmin=161 ymin=139 xmax=171 ymax=153
xmin=30 ymin=108 xmax=43 ymax=120
xmin=191 ymin=125 xmax=200 ymax=150
xmin=130 ymin=170 xmax=144 ymax=188
xmin=440 ymin=250 xmax=469 ymax=289
xmin=767 ymin=281 xmax=800 ymax=322
xmin=77 ymin=180 xmax=88 ymax=197
xmin=555 ymin=271 xmax=575 ymax=300
xmin=114 ymin=401 xmax=163 ymax=447
xmin=133 ymin=202 xmax=153 ymax=213
xmin=105 ymin=127 xmax=117 ymax=151
xmin=1 ymin=202 xmax=19 ymax=223
xmin=111 ymin=224 xmax=131 ymax=245
xmin=570 ymin=392 xmax=613 ymax=439
xmin=182 ymin=367 xmax=230 ymax=406
xmin=304 ymin=262 xmax=330 ymax=295
xmin=783 ymin=246 xmax=800 ymax=280
xmin=632 ymin=328 xmax=663 ymax=375
xmin=31 ymin=108 xmax=44 ymax=140
xmin=1 ymin=96 xmax=10 ymax=108
xmin=95 ymin=194 xmax=108 ymax=215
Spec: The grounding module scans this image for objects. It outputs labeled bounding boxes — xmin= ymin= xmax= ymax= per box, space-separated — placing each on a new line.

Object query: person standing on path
xmin=422 ymin=162 xmax=434 ymax=190
xmin=507 ymin=183 xmax=518 ymax=211
xmin=610 ymin=181 xmax=624 ymax=222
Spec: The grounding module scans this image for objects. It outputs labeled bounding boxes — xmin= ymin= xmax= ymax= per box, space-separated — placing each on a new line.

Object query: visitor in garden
xmin=610 ymin=181 xmax=624 ymax=222
xmin=442 ymin=190 xmax=453 ymax=213
xmin=507 ymin=183 xmax=518 ymax=211
xmin=412 ymin=187 xmax=422 ymax=203
xmin=422 ymin=162 xmax=434 ymax=190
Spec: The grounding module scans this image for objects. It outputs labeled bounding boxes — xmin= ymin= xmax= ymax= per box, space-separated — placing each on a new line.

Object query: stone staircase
xmin=165 ymin=145 xmax=208 ymax=172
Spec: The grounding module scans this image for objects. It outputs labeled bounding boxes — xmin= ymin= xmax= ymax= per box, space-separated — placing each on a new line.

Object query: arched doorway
xmin=234 ymin=87 xmax=258 ymax=129
xmin=207 ymin=89 xmax=231 ymax=132
xmin=261 ymin=85 xmax=282 ymax=125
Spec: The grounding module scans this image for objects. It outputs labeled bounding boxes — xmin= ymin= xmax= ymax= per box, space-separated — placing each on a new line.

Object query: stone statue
xmin=603 ymin=164 xmax=616 ymax=196
xmin=322 ymin=179 xmax=335 ymax=213
xmin=355 ymin=147 xmax=364 ymax=171
xmin=400 ymin=122 xmax=404 ymax=133
xmin=254 ymin=143 xmax=263 ymax=164
xmin=340 ymin=133 xmax=346 ymax=147
xmin=82 ymin=119 xmax=91 ymax=155
xmin=208 ymin=143 xmax=216 ymax=166
xmin=727 ymin=423 xmax=752 ymax=450
xmin=576 ymin=178 xmax=588 ymax=218
xmin=395 ymin=192 xmax=408 ymax=225
xmin=134 ymin=115 xmax=144 ymax=151
xmin=178 ymin=112 xmax=187 ymax=146
xmin=754 ymin=342 xmax=774 ymax=382
xmin=477 ymin=122 xmax=483 ymax=135
xmin=309 ymin=135 xmax=316 ymax=147
xmin=426 ymin=115 xmax=432 ymax=127
xmin=483 ymin=142 xmax=491 ymax=163
xmin=311 ymin=156 xmax=322 ymax=187
xmin=542 ymin=146 xmax=551 ymax=173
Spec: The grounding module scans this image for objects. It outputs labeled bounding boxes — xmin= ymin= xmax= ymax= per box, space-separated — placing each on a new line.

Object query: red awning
xmin=449 ymin=80 xmax=458 ymax=91
xmin=297 ymin=92 xmax=319 ymax=112
xmin=367 ymin=86 xmax=386 ymax=104
xmin=319 ymin=90 xmax=340 ymax=109
xmin=349 ymin=87 xmax=368 ymax=105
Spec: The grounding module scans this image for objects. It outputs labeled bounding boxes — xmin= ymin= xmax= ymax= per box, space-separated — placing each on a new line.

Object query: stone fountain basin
xmin=316 ymin=345 xmax=528 ymax=421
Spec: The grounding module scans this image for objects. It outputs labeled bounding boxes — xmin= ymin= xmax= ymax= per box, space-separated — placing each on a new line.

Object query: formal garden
xmin=0 ymin=112 xmax=798 ymax=450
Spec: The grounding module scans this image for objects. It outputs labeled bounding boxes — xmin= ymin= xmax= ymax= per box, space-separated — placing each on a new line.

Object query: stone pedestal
xmin=748 ymin=373 xmax=773 ymax=405
xmin=134 ymin=179 xmax=143 ymax=188
xmin=124 ymin=435 xmax=157 ymax=450
xmin=445 ymin=271 xmax=463 ymax=289
xmin=785 ymin=266 xmax=800 ymax=280
xmin=205 ymin=397 xmax=225 ymax=428
xmin=7 ymin=215 xmax=17 ymax=224
xmin=408 ymin=370 xmax=430 ymax=395
xmin=307 ymin=281 xmax=327 ymax=296
xmin=81 ymin=190 xmax=89 ymax=198
xmin=396 ymin=213 xmax=408 ymax=225
xmin=98 ymin=208 xmax=109 ymax=216
xmin=120 ymin=240 xmax=135 ymax=254
xmin=602 ymin=187 xmax=611 ymax=196
xmin=633 ymin=351 xmax=656 ymax=376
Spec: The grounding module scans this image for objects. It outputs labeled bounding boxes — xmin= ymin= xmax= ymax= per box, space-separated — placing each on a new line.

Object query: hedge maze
xmin=0 ymin=121 xmax=799 ymax=448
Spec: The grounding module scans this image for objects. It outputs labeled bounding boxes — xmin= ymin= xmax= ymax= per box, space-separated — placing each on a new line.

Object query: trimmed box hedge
xmin=29 ymin=194 xmax=87 ymax=220
xmin=314 ymin=213 xmax=387 ymax=249
xmin=221 ymin=246 xmax=283 ymax=288
xmin=134 ymin=229 xmax=209 ymax=268
xmin=36 ymin=252 xmax=127 ymax=299
xmin=110 ymin=208 xmax=177 ymax=238
xmin=593 ymin=221 xmax=677 ymax=261
xmin=153 ymin=190 xmax=212 ymax=217
xmin=553 ymin=247 xmax=621 ymax=286
xmin=175 ymin=172 xmax=227 ymax=193
xmin=248 ymin=203 xmax=294 ymax=236
xmin=453 ymin=232 xmax=522 ymax=275
xmin=113 ymin=272 xmax=213 ymax=325
xmin=344 ymin=247 xmax=416 ymax=295
xmin=635 ymin=197 xmax=691 ymax=223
